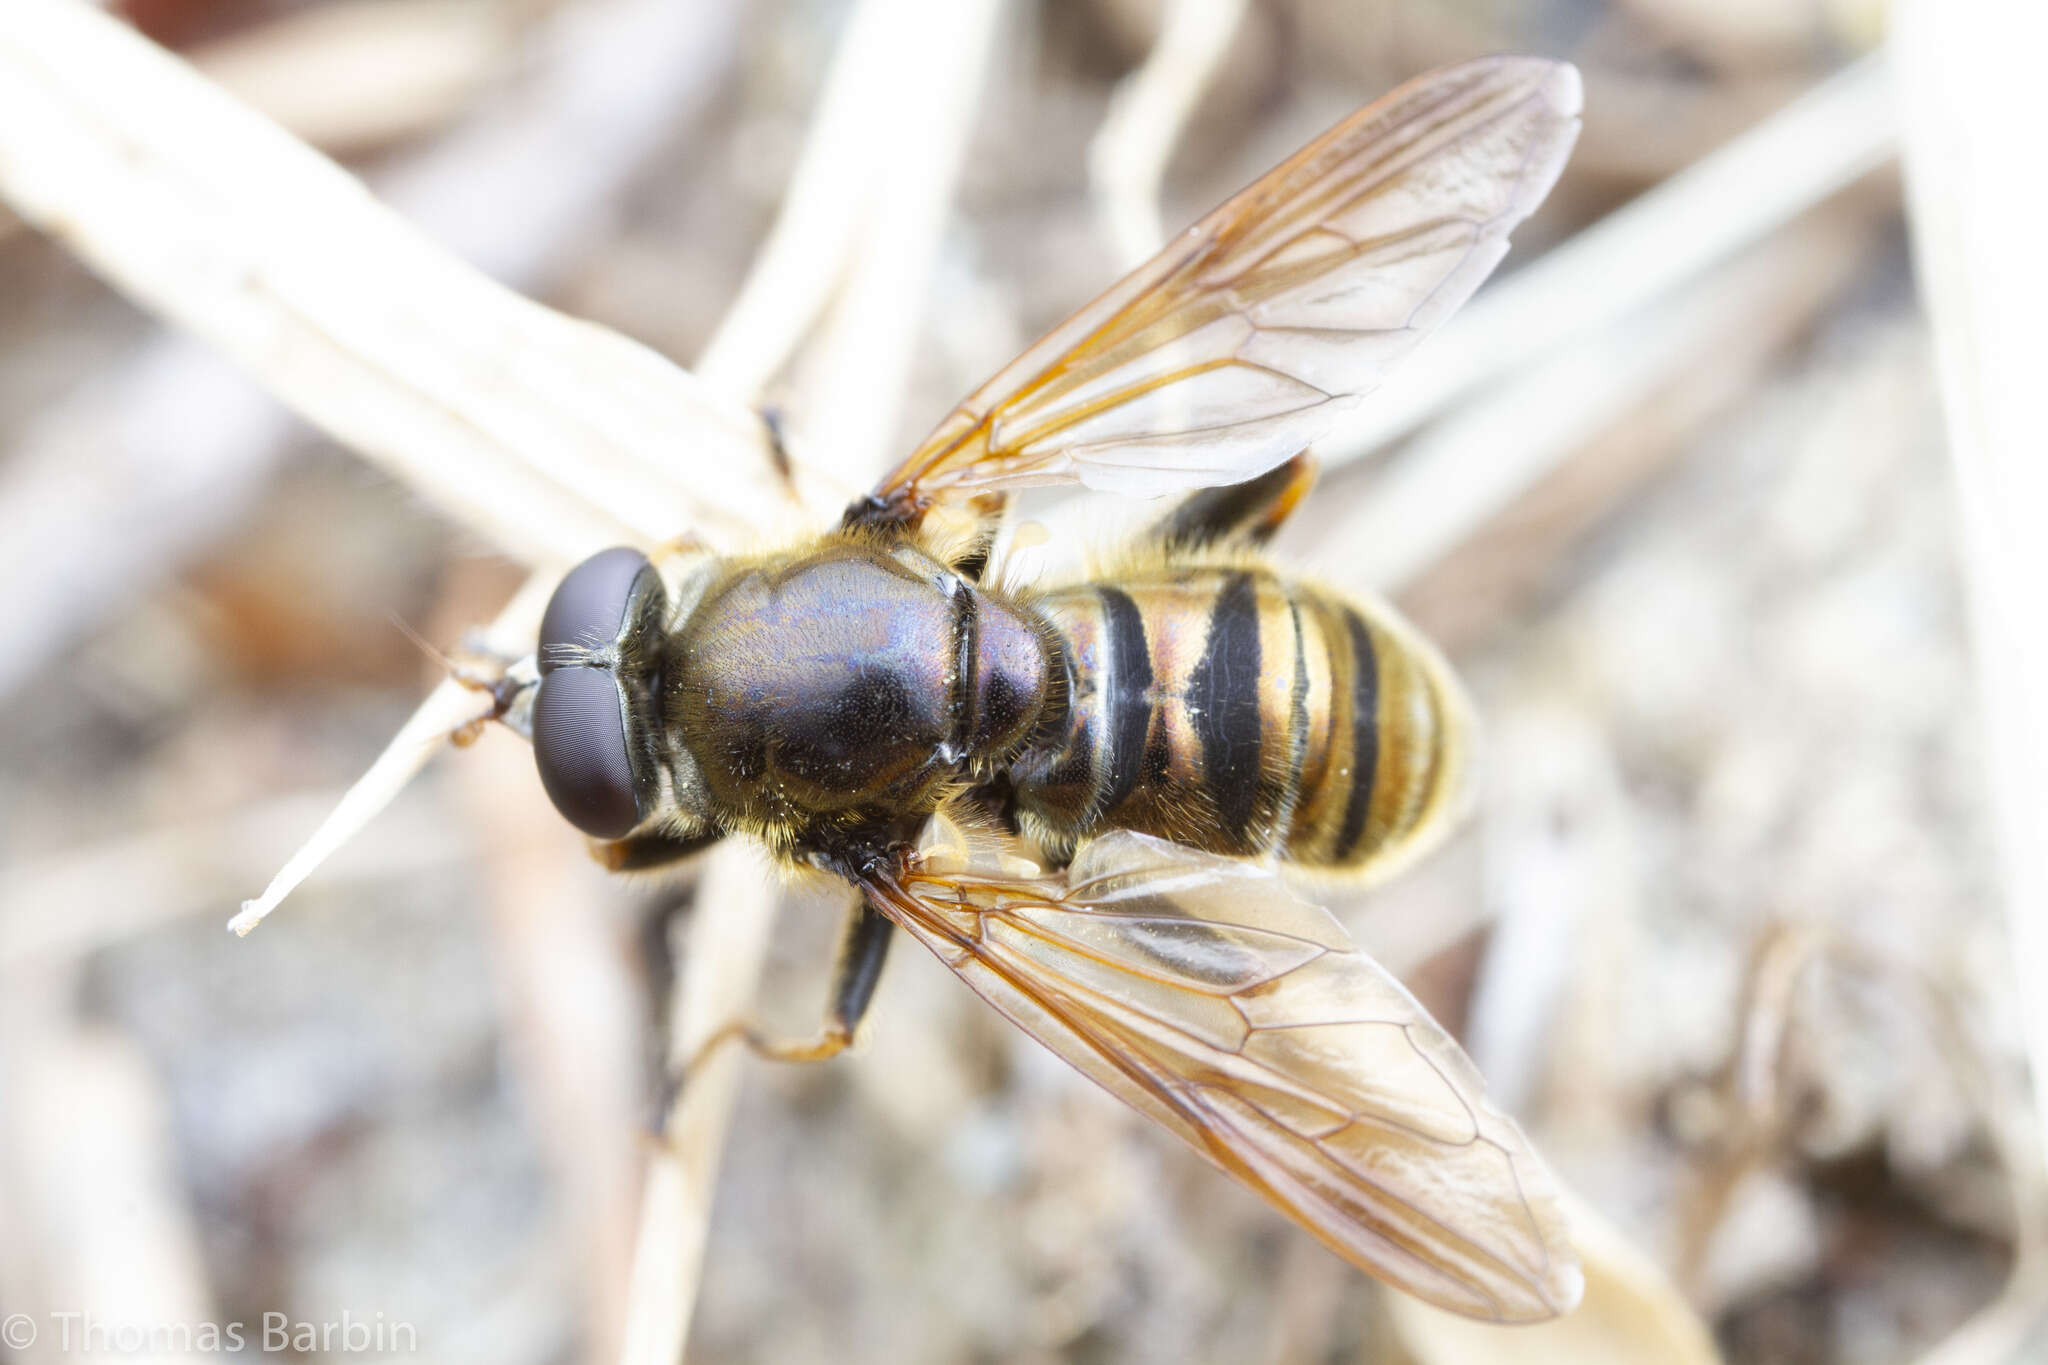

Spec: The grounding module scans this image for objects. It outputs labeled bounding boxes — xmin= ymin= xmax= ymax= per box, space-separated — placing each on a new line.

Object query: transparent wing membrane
xmin=867 ymin=831 xmax=1583 ymax=1322
xmin=866 ymin=57 xmax=1582 ymax=519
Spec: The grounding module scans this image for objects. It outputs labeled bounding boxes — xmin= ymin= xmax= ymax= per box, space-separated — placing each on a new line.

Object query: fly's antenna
xmin=389 ymin=612 xmax=461 ymax=676
xmin=388 ymin=613 xmax=534 ymax=746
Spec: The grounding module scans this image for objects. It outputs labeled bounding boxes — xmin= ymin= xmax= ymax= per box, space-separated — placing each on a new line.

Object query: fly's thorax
xmin=661 ymin=534 xmax=1056 ymax=834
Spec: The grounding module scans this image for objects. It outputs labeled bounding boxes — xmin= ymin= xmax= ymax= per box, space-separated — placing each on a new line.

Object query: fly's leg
xmin=845 ymin=486 xmax=1008 ymax=583
xmin=758 ymin=403 xmax=797 ymax=489
xmin=675 ymin=895 xmax=896 ymax=1077
xmin=591 ymin=827 xmax=725 ymax=873
xmin=1147 ymin=450 xmax=1318 ymax=549
xmin=657 ymin=824 xmax=914 ymax=1139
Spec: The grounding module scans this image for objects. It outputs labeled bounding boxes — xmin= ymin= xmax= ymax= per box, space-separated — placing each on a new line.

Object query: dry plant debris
xmin=0 ymin=1 xmax=2032 ymax=1363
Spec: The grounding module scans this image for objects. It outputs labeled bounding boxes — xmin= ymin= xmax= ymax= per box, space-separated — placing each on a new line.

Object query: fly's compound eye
xmin=532 ymin=665 xmax=640 ymax=837
xmin=531 ymin=548 xmax=667 ymax=838
xmin=539 ymin=546 xmax=654 ymax=672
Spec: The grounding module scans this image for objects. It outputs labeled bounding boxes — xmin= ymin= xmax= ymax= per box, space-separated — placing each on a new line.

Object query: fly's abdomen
xmin=1010 ymin=566 xmax=1470 ymax=879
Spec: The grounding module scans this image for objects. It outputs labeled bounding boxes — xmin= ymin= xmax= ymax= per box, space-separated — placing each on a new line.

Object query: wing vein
xmin=858 ymin=56 xmax=1582 ymax=521
xmin=869 ymin=831 xmax=1584 ymax=1321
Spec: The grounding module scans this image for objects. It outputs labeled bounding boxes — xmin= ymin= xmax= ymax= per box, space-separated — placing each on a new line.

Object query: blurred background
xmin=2 ymin=1 xmax=2030 ymax=1363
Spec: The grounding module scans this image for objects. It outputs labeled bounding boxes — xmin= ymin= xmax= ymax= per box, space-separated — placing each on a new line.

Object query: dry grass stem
xmin=0 ymin=4 xmax=1985 ymax=1357
xmin=0 ymin=0 xmax=750 ymax=707
xmin=1391 ymin=1186 xmax=1722 ymax=1365
xmin=459 ymin=734 xmax=646 ymax=1365
xmin=0 ymin=351 xmax=298 ymax=701
xmin=0 ymin=0 xmax=770 ymax=934
xmin=690 ymin=0 xmax=951 ymax=409
xmin=0 ymin=0 xmax=505 ymax=254
xmin=0 ymin=784 xmax=476 ymax=971
xmin=1321 ymin=215 xmax=1875 ymax=595
xmin=1087 ymin=0 xmax=1250 ymax=270
xmin=789 ymin=0 xmax=1008 ymax=485
xmin=189 ymin=0 xmax=513 ymax=154
xmin=1390 ymin=209 xmax=1877 ymax=654
xmin=0 ymin=993 xmax=216 ymax=1349
xmin=365 ymin=0 xmax=745 ymax=296
xmin=617 ymin=3 xmax=1004 ymax=1359
xmin=0 ymin=0 xmax=778 ymax=565
xmin=1323 ymin=49 xmax=1897 ymax=469
xmin=1670 ymin=925 xmax=1830 ymax=1294
xmin=1466 ymin=701 xmax=1639 ymax=1124
xmin=1018 ymin=51 xmax=1897 ymax=573
xmin=619 ymin=844 xmax=783 ymax=1365
xmin=230 ymin=570 xmax=555 ymax=934
xmin=1900 ymin=0 xmax=2048 ymax=1352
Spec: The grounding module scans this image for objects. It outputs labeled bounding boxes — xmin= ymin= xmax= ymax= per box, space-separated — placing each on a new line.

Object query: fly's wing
xmin=855 ymin=56 xmax=1581 ymax=527
xmin=862 ymin=830 xmax=1583 ymax=1323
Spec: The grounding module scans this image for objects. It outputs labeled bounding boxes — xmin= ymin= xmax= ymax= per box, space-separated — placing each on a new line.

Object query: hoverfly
xmin=501 ymin=57 xmax=1584 ymax=1323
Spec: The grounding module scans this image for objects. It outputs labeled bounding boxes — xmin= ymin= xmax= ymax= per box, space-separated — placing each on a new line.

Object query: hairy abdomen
xmin=1009 ymin=565 xmax=1470 ymax=879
